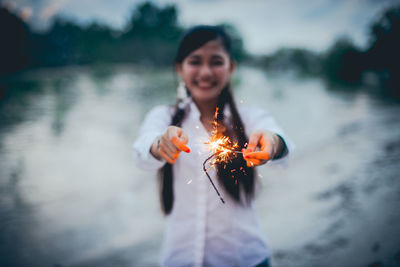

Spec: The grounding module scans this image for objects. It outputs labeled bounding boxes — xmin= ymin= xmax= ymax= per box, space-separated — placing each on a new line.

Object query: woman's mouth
xmin=198 ymin=85 xmax=213 ymax=90
xmin=195 ymin=81 xmax=217 ymax=90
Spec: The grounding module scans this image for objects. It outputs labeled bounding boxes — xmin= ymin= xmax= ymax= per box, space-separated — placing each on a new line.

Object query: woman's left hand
xmin=242 ymin=130 xmax=278 ymax=167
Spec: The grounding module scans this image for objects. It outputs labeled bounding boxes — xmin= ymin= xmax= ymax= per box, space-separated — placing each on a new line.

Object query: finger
xmin=168 ymin=127 xmax=190 ymax=152
xmin=247 ymin=132 xmax=262 ymax=152
xmin=248 ymin=159 xmax=261 ymax=166
xmin=244 ymin=151 xmax=270 ymax=160
xmin=159 ymin=148 xmax=174 ymax=163
xmin=161 ymin=135 xmax=178 ymax=154
xmin=171 ymin=136 xmax=190 ymax=153
xmin=242 ymin=148 xmax=265 ymax=158
xmin=159 ymin=149 xmax=176 ymax=164
xmin=244 ymin=156 xmax=261 ymax=164
xmin=242 ymin=148 xmax=253 ymax=155
xmin=246 ymin=158 xmax=261 ymax=167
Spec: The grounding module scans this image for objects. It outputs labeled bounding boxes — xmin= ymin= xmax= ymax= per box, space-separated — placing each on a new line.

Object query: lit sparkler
xmin=202 ymin=108 xmax=244 ymax=204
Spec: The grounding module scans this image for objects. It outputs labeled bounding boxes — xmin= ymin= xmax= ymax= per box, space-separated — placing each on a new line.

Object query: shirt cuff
xmin=273 ymin=134 xmax=288 ymax=160
xmin=132 ymin=132 xmax=166 ymax=170
xmin=267 ymin=134 xmax=294 ymax=168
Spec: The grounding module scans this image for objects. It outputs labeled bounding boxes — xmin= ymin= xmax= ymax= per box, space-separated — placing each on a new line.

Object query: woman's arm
xmin=132 ymin=106 xmax=170 ymax=170
xmin=239 ymin=106 xmax=294 ymax=167
xmin=133 ymin=106 xmax=191 ymax=170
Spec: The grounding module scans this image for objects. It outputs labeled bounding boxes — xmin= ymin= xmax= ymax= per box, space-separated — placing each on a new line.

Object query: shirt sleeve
xmin=240 ymin=106 xmax=295 ymax=167
xmin=132 ymin=105 xmax=171 ymax=170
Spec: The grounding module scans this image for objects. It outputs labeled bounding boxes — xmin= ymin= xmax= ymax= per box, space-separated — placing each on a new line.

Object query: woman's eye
xmin=212 ymin=61 xmax=224 ymax=66
xmin=188 ymin=61 xmax=200 ymax=65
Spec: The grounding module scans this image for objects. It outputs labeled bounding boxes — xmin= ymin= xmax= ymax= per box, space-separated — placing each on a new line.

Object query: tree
xmin=0 ymin=7 xmax=31 ymax=75
xmin=366 ymin=5 xmax=400 ymax=98
xmin=322 ymin=37 xmax=364 ymax=85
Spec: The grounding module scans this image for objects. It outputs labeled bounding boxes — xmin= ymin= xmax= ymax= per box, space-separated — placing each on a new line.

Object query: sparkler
xmin=203 ymin=152 xmax=225 ymax=204
xmin=202 ymin=107 xmax=244 ymax=204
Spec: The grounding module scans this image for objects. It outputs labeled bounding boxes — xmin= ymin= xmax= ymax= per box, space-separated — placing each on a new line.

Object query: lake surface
xmin=0 ymin=65 xmax=399 ymax=267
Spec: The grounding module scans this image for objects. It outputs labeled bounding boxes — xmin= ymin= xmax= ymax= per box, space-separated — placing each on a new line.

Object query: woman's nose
xmin=198 ymin=64 xmax=212 ymax=78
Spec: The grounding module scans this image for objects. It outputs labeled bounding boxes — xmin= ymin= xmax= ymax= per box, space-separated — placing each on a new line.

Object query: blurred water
xmin=0 ymin=65 xmax=399 ymax=267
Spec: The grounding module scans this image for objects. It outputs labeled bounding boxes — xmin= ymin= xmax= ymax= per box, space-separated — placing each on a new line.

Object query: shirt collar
xmin=187 ymin=98 xmax=201 ymax=120
xmin=186 ymin=97 xmax=232 ymax=121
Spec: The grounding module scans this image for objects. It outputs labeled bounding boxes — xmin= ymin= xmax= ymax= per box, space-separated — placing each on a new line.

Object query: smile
xmin=195 ymin=81 xmax=217 ymax=90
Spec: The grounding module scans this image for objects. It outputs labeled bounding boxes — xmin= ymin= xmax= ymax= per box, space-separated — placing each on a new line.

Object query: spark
xmin=202 ymin=107 xmax=244 ymax=204
xmin=205 ymin=107 xmax=242 ymax=162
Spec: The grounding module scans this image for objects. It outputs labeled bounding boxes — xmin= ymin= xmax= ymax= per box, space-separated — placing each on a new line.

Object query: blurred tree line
xmin=254 ymin=5 xmax=400 ymax=100
xmin=1 ymin=2 xmax=399 ymax=99
xmin=0 ymin=1 xmax=245 ymax=73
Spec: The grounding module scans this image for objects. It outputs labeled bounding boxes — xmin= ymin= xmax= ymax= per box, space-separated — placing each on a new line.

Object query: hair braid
xmin=215 ymin=86 xmax=255 ymax=204
xmin=158 ymin=106 xmax=186 ymax=214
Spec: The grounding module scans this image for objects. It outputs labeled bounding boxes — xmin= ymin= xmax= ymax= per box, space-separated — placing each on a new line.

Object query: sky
xmin=2 ymin=0 xmax=400 ymax=54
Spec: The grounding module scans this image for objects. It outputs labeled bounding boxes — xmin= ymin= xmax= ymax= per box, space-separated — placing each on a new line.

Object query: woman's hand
xmin=242 ymin=130 xmax=279 ymax=167
xmin=151 ymin=126 xmax=190 ymax=164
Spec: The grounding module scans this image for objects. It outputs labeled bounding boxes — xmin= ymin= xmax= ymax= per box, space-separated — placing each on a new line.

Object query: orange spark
xmin=205 ymin=107 xmax=239 ymax=164
xmin=202 ymin=107 xmax=243 ymax=204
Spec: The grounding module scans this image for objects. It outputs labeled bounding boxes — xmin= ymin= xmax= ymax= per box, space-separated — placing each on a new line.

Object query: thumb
xmin=175 ymin=127 xmax=183 ymax=137
xmin=179 ymin=130 xmax=189 ymax=144
xmin=248 ymin=132 xmax=262 ymax=152
xmin=174 ymin=127 xmax=188 ymax=144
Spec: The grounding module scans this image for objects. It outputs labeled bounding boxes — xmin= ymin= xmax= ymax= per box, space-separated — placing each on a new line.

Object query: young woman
xmin=133 ymin=25 xmax=293 ymax=267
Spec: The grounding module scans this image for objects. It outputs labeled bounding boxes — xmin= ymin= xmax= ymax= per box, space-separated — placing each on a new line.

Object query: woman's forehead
xmin=187 ymin=40 xmax=229 ymax=58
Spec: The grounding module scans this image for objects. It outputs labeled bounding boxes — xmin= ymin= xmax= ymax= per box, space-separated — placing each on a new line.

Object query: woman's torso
xmin=160 ymin=101 xmax=271 ymax=267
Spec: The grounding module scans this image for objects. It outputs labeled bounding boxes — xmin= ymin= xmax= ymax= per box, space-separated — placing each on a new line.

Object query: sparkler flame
xmin=205 ymin=107 xmax=240 ymax=164
xmin=202 ymin=107 xmax=242 ymax=204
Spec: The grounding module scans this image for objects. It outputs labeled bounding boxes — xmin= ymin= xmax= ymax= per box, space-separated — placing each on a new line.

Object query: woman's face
xmin=176 ymin=39 xmax=235 ymax=103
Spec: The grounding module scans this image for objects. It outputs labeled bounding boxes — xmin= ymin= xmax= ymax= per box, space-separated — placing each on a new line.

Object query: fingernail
xmin=186 ymin=149 xmax=190 ymax=153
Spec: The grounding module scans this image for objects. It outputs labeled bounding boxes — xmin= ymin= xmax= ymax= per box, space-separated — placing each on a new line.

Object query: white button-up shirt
xmin=133 ymin=99 xmax=293 ymax=267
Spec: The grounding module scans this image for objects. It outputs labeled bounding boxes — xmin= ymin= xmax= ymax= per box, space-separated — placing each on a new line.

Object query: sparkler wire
xmin=203 ymin=152 xmax=225 ymax=204
xmin=202 ymin=106 xmax=245 ymax=204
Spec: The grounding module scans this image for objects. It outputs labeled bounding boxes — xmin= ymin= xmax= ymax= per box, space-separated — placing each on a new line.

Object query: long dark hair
xmin=159 ymin=25 xmax=255 ymax=214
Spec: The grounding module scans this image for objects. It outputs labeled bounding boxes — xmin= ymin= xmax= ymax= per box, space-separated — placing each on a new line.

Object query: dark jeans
xmin=254 ymin=257 xmax=270 ymax=267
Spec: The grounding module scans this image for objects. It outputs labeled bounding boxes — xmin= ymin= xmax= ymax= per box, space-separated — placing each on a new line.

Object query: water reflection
xmin=0 ymin=78 xmax=42 ymax=135
xmin=0 ymin=65 xmax=399 ymax=267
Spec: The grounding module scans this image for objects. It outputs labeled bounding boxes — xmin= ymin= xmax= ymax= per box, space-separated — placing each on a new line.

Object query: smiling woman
xmin=176 ymin=39 xmax=235 ymax=104
xmin=132 ymin=25 xmax=294 ymax=267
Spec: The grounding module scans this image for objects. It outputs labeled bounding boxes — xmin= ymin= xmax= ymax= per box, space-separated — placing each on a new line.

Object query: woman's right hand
xmin=151 ymin=126 xmax=190 ymax=164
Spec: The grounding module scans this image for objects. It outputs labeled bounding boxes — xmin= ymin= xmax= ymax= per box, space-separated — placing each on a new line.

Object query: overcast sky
xmin=2 ymin=0 xmax=399 ymax=54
